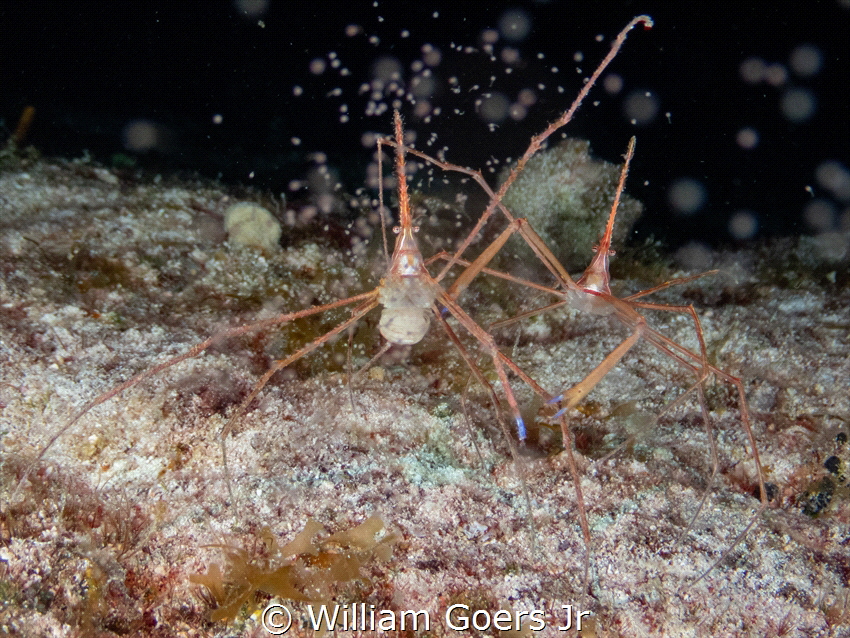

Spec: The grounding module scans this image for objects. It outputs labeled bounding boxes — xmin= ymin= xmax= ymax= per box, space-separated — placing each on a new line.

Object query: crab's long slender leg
xmin=430 ymin=304 xmax=539 ymax=547
xmin=12 ymin=290 xmax=379 ymax=503
xmin=530 ymin=137 xmax=768 ymax=587
xmin=432 ymin=15 xmax=653 ymax=283
xmin=383 ymin=16 xmax=653 ymax=289
xmin=432 ymin=286 xmax=594 ymax=594
xmin=622 ymin=270 xmax=719 ymax=301
xmin=220 ymin=296 xmax=380 ymax=507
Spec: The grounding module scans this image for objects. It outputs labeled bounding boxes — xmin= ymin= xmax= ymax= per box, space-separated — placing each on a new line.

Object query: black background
xmin=2 ymin=0 xmax=848 ymax=250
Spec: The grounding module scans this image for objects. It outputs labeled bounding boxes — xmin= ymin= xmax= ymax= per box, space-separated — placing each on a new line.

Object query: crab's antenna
xmin=393 ymin=110 xmax=412 ymax=230
xmin=377 ymin=134 xmax=390 ymax=264
xmin=576 ymin=136 xmax=636 ymax=295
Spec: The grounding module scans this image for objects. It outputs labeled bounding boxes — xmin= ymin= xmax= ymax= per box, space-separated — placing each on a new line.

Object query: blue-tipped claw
xmin=515 ymin=416 xmax=527 ymax=442
xmin=551 ymin=407 xmax=567 ymax=420
xmin=547 ymin=394 xmax=564 ymax=405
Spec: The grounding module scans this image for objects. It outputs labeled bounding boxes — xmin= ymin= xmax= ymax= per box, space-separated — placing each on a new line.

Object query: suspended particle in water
xmin=765 ymin=63 xmax=788 ymax=86
xmin=517 ymin=88 xmax=536 ymax=107
xmin=668 ymin=178 xmax=707 ymax=215
xmin=501 ymin=47 xmax=521 ymax=67
xmin=624 ymin=90 xmax=659 ymax=125
xmin=234 ymin=0 xmax=268 ymax=18
xmin=410 ymin=74 xmax=437 ymax=100
xmin=480 ymin=29 xmax=499 ymax=45
xmin=604 ymin=73 xmax=623 ymax=94
xmin=675 ymin=241 xmax=714 ymax=271
xmin=740 ymin=57 xmax=766 ymax=84
xmin=736 ymin=127 xmax=759 ymax=149
xmin=478 ymin=92 xmax=510 ymax=124
xmin=371 ymin=57 xmax=403 ymax=86
xmin=729 ymin=210 xmax=759 ymax=240
xmin=421 ymin=44 xmax=441 ymax=67
xmin=123 ymin=119 xmax=168 ymax=152
xmin=781 ymin=87 xmax=816 ymax=122
xmin=815 ymin=161 xmax=850 ymax=201
xmin=509 ymin=103 xmax=526 ymax=121
xmin=499 ymin=8 xmax=531 ymax=42
xmin=413 ymin=101 xmax=432 ymax=118
xmin=790 ymin=44 xmax=823 ymax=77
xmin=804 ymin=199 xmax=836 ymax=232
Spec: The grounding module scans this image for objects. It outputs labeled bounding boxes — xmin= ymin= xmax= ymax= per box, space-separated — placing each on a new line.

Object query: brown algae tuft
xmin=190 ymin=515 xmax=396 ymax=624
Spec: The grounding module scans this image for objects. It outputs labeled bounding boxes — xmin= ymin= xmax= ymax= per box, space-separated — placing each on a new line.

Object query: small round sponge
xmin=224 ymin=202 xmax=282 ymax=250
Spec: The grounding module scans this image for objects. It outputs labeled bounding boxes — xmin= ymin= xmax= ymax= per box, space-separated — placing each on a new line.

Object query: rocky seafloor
xmin=1 ymin=157 xmax=849 ymax=636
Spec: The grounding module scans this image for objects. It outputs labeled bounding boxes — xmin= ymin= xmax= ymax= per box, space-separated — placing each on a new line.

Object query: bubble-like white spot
xmin=345 ymin=24 xmax=362 ymax=37
xmin=309 ymin=58 xmax=327 ymax=75
xmin=509 ymin=103 xmax=527 ymax=121
xmin=790 ymin=44 xmax=823 ymax=77
xmin=410 ymin=74 xmax=436 ymax=99
xmin=603 ymin=73 xmax=623 ymax=94
xmin=804 ymin=198 xmax=836 ymax=231
xmin=740 ymin=57 xmax=766 ymax=84
xmin=499 ymin=9 xmax=531 ymax=42
xmin=668 ymin=178 xmax=707 ymax=215
xmin=371 ymin=56 xmax=403 ymax=85
xmin=234 ymin=0 xmax=268 ymax=18
xmin=478 ymin=92 xmax=510 ymax=123
xmin=675 ymin=242 xmax=714 ymax=271
xmin=480 ymin=28 xmax=499 ymax=45
xmin=123 ymin=119 xmax=164 ymax=152
xmin=736 ymin=127 xmax=759 ymax=149
xmin=422 ymin=44 xmax=441 ymax=67
xmin=212 ymin=114 xmax=223 ymax=125
xmin=781 ymin=87 xmax=816 ymax=122
xmin=765 ymin=63 xmax=788 ymax=86
xmin=729 ymin=210 xmax=758 ymax=239
xmin=517 ymin=88 xmax=536 ymax=106
xmin=360 ymin=132 xmax=378 ymax=149
xmin=815 ymin=161 xmax=850 ymax=201
xmin=413 ymin=101 xmax=432 ymax=118
xmin=624 ymin=90 xmax=659 ymax=125
xmin=501 ymin=47 xmax=520 ymax=65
